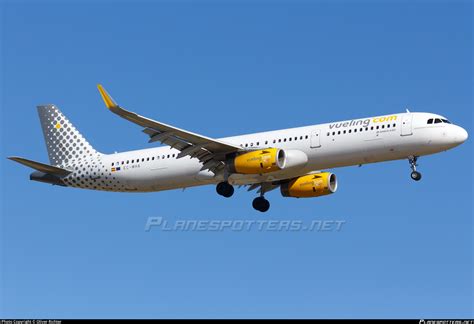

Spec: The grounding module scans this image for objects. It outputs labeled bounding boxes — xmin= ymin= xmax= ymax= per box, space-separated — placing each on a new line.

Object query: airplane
xmin=8 ymin=85 xmax=468 ymax=212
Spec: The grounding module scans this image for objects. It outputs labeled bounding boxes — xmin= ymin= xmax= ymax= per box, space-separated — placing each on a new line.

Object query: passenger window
xmin=381 ymin=125 xmax=385 ymax=129
xmin=354 ymin=129 xmax=357 ymax=133
xmin=305 ymin=135 xmax=309 ymax=139
xmin=343 ymin=130 xmax=346 ymax=134
xmin=332 ymin=132 xmax=335 ymax=136
xmin=278 ymin=139 xmax=281 ymax=143
xmin=265 ymin=141 xmax=268 ymax=145
xmin=393 ymin=123 xmax=396 ymax=127
xmin=112 ymin=163 xmax=114 ymax=166
xmin=300 ymin=136 xmax=303 ymax=140
xmin=273 ymin=140 xmax=276 ymax=144
xmin=427 ymin=119 xmax=433 ymax=124
xmin=348 ymin=129 xmax=352 ymax=133
xmin=338 ymin=131 xmax=341 ymax=135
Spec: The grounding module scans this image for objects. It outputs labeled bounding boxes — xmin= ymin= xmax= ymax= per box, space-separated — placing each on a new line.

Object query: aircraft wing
xmin=97 ymin=85 xmax=242 ymax=173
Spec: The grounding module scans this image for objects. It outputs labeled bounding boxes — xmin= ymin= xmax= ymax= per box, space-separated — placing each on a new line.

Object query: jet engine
xmin=280 ymin=172 xmax=338 ymax=198
xmin=228 ymin=148 xmax=308 ymax=174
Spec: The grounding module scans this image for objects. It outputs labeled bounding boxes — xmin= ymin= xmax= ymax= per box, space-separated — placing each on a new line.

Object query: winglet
xmin=97 ymin=84 xmax=118 ymax=109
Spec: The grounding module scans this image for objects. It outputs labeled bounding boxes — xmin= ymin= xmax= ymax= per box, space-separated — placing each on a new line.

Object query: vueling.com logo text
xmin=329 ymin=115 xmax=398 ymax=129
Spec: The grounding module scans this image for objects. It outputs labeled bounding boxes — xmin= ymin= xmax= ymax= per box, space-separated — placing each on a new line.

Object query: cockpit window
xmin=428 ymin=118 xmax=451 ymax=125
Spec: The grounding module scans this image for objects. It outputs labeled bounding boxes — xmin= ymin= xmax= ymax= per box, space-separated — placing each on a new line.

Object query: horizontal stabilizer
xmin=8 ymin=156 xmax=72 ymax=176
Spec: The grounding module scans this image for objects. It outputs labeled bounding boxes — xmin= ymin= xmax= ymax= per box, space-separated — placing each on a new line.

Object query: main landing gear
xmin=252 ymin=196 xmax=270 ymax=213
xmin=216 ymin=181 xmax=234 ymax=198
xmin=252 ymin=184 xmax=270 ymax=213
xmin=408 ymin=156 xmax=422 ymax=181
xmin=215 ymin=181 xmax=271 ymax=212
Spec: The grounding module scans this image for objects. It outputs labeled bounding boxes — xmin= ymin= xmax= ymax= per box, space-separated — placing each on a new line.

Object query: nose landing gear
xmin=408 ymin=156 xmax=422 ymax=181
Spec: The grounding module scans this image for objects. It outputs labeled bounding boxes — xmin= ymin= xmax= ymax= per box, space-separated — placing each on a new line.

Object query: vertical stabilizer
xmin=37 ymin=104 xmax=99 ymax=166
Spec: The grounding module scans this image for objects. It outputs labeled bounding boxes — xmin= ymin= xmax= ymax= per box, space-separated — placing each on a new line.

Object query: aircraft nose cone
xmin=454 ymin=126 xmax=468 ymax=144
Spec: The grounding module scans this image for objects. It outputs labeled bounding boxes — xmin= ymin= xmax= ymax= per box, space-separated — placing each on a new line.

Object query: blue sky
xmin=1 ymin=0 xmax=472 ymax=319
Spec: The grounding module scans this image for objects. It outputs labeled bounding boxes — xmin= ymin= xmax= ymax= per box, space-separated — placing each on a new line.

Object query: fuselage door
xmin=401 ymin=113 xmax=413 ymax=136
xmin=310 ymin=129 xmax=322 ymax=148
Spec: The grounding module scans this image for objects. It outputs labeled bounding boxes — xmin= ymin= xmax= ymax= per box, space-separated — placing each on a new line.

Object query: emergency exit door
xmin=310 ymin=129 xmax=321 ymax=148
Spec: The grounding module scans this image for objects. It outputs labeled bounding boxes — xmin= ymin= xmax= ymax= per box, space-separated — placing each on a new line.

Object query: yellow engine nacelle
xmin=280 ymin=172 xmax=338 ymax=198
xmin=228 ymin=148 xmax=285 ymax=174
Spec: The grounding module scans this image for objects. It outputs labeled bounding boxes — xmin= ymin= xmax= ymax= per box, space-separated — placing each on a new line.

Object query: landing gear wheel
xmin=411 ymin=171 xmax=422 ymax=181
xmin=216 ymin=182 xmax=234 ymax=198
xmin=252 ymin=196 xmax=270 ymax=212
xmin=408 ymin=156 xmax=422 ymax=182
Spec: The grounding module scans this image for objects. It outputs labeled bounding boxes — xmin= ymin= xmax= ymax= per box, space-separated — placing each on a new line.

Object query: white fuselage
xmin=60 ymin=112 xmax=467 ymax=192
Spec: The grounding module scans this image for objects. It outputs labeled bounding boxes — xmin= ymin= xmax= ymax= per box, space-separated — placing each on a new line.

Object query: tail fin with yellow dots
xmin=37 ymin=105 xmax=99 ymax=166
